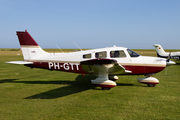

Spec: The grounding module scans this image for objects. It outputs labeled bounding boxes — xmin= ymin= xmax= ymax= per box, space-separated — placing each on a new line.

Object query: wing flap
xmin=80 ymin=59 xmax=131 ymax=75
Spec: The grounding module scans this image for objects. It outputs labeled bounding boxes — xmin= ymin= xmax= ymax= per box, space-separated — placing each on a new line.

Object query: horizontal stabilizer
xmin=6 ymin=61 xmax=33 ymax=65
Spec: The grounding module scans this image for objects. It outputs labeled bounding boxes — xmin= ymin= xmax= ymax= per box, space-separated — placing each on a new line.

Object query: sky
xmin=0 ymin=0 xmax=180 ymax=49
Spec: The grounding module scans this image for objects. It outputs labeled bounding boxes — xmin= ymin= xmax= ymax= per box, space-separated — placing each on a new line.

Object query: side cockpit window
xmin=95 ymin=51 xmax=107 ymax=58
xmin=110 ymin=50 xmax=126 ymax=58
xmin=83 ymin=54 xmax=91 ymax=59
xmin=127 ymin=49 xmax=140 ymax=57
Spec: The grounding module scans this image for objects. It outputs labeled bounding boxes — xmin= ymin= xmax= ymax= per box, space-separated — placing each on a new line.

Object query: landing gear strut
xmin=91 ymin=73 xmax=116 ymax=90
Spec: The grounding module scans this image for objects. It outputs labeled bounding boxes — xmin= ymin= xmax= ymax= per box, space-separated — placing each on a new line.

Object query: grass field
xmin=0 ymin=49 xmax=180 ymax=120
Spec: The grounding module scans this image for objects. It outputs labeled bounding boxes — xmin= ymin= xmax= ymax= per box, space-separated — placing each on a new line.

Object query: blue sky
xmin=0 ymin=0 xmax=180 ymax=49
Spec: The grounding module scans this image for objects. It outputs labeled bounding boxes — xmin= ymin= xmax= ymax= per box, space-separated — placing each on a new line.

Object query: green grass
xmin=0 ymin=50 xmax=180 ymax=120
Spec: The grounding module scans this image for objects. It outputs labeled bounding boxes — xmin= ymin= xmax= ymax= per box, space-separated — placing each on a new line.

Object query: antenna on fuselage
xmin=55 ymin=45 xmax=64 ymax=53
xmin=73 ymin=42 xmax=82 ymax=51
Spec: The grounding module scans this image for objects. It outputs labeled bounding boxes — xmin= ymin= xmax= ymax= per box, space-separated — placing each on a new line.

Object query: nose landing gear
xmin=137 ymin=77 xmax=159 ymax=87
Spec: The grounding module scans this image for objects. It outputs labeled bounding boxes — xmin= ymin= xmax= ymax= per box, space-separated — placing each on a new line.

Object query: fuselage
xmin=25 ymin=46 xmax=167 ymax=75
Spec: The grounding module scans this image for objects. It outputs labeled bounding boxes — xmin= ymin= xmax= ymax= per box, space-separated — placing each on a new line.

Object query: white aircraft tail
xmin=17 ymin=30 xmax=49 ymax=60
xmin=153 ymin=44 xmax=168 ymax=57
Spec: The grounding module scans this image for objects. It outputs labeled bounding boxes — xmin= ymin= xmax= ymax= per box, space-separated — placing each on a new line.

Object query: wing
xmin=80 ymin=58 xmax=131 ymax=75
xmin=6 ymin=61 xmax=33 ymax=65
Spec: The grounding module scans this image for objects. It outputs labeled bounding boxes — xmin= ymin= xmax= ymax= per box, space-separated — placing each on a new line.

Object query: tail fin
xmin=153 ymin=44 xmax=168 ymax=57
xmin=17 ymin=30 xmax=48 ymax=60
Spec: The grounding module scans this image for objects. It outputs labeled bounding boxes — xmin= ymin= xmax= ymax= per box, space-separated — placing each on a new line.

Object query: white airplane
xmin=6 ymin=30 xmax=175 ymax=90
xmin=154 ymin=44 xmax=180 ymax=60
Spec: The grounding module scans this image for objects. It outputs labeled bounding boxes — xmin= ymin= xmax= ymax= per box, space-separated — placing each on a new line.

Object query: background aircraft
xmin=154 ymin=44 xmax=180 ymax=60
xmin=6 ymin=30 xmax=175 ymax=90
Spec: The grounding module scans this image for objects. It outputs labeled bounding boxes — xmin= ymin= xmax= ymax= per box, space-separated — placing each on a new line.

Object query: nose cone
xmin=166 ymin=60 xmax=176 ymax=66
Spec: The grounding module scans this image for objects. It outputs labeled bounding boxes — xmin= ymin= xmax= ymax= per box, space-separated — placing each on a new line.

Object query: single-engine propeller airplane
xmin=154 ymin=44 xmax=180 ymax=60
xmin=6 ymin=30 xmax=176 ymax=90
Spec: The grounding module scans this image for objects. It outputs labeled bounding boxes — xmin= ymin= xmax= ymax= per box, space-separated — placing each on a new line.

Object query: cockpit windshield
xmin=127 ymin=49 xmax=140 ymax=57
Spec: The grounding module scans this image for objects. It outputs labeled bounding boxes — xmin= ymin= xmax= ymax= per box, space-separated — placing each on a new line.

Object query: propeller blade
xmin=166 ymin=52 xmax=171 ymax=62
xmin=165 ymin=52 xmax=175 ymax=74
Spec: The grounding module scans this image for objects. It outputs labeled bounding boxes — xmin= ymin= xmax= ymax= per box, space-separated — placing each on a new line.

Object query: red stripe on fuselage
xmin=25 ymin=62 xmax=165 ymax=75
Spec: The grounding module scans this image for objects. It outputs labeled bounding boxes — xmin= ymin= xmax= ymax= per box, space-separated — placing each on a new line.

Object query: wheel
xmin=147 ymin=84 xmax=156 ymax=87
xmin=108 ymin=75 xmax=118 ymax=81
xmin=102 ymin=87 xmax=111 ymax=90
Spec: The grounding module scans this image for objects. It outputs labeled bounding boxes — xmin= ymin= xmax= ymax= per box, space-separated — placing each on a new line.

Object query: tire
xmin=102 ymin=87 xmax=111 ymax=90
xmin=147 ymin=84 xmax=156 ymax=87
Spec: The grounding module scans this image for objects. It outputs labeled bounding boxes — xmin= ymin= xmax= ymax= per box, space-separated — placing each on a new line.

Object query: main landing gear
xmin=91 ymin=74 xmax=117 ymax=90
xmin=91 ymin=73 xmax=159 ymax=89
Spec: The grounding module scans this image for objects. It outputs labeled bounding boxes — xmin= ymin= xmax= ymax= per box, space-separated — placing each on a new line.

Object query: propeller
xmin=165 ymin=52 xmax=176 ymax=74
xmin=165 ymin=52 xmax=171 ymax=74
xmin=166 ymin=52 xmax=176 ymax=65
xmin=166 ymin=52 xmax=171 ymax=62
